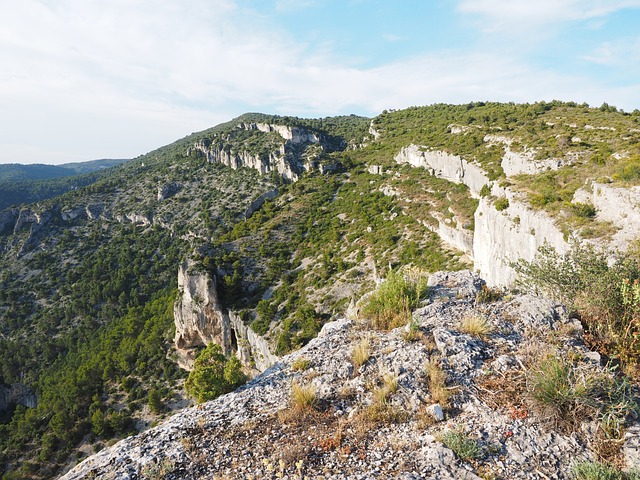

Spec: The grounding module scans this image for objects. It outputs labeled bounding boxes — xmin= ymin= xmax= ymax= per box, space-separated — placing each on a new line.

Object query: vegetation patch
xmin=360 ymin=269 xmax=428 ymax=330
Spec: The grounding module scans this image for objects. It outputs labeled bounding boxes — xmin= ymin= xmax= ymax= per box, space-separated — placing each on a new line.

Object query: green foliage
xmin=493 ymin=197 xmax=509 ymax=211
xmin=515 ymin=244 xmax=640 ymax=366
xmin=571 ymin=202 xmax=596 ymax=218
xmin=479 ymin=184 xmax=491 ymax=197
xmin=360 ymin=269 xmax=428 ymax=330
xmin=184 ymin=344 xmax=246 ymax=403
xmin=439 ymin=429 xmax=482 ymax=461
xmin=571 ymin=461 xmax=640 ymax=480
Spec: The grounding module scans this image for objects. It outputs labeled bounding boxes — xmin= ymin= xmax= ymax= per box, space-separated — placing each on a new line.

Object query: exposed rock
xmin=0 ymin=208 xmax=18 ymax=234
xmin=63 ymin=271 xmax=636 ymax=480
xmin=395 ymin=144 xmax=490 ymax=196
xmin=61 ymin=206 xmax=85 ymax=221
xmin=0 ymin=383 xmax=37 ymax=411
xmin=244 ymin=189 xmax=279 ymax=219
xmin=173 ymin=261 xmax=278 ymax=372
xmin=473 ymin=187 xmax=569 ymax=286
xmin=573 ymin=182 xmax=640 ymax=250
xmin=157 ymin=182 xmax=180 ymax=201
xmin=173 ymin=261 xmax=234 ymax=369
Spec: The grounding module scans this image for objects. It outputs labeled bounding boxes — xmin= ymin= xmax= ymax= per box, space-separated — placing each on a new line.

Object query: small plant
xmin=438 ymin=429 xmax=482 ymax=461
xmin=494 ymin=197 xmax=509 ymax=211
xmin=459 ymin=313 xmax=494 ymax=338
xmin=290 ymin=382 xmax=317 ymax=412
xmin=360 ymin=269 xmax=428 ymax=330
xmin=425 ymin=359 xmax=451 ymax=406
xmin=475 ymin=284 xmax=502 ymax=304
xmin=401 ymin=320 xmax=423 ymax=342
xmin=526 ymin=355 xmax=612 ymax=430
xmin=352 ymin=337 xmax=371 ymax=369
xmin=571 ymin=461 xmax=640 ymax=480
xmin=291 ymin=357 xmax=311 ymax=372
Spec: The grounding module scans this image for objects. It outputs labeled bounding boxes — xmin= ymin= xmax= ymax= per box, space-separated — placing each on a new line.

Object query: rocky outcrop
xmin=244 ymin=189 xmax=279 ymax=219
xmin=395 ymin=144 xmax=490 ymax=196
xmin=0 ymin=208 xmax=18 ymax=234
xmin=239 ymin=123 xmax=322 ymax=145
xmin=0 ymin=383 xmax=37 ymax=411
xmin=573 ymin=183 xmax=640 ymax=251
xmin=173 ymin=261 xmax=234 ymax=369
xmin=157 ymin=182 xmax=180 ymax=201
xmin=194 ymin=141 xmax=299 ymax=182
xmin=395 ymin=145 xmax=572 ymax=285
xmin=473 ymin=186 xmax=569 ymax=286
xmin=228 ymin=312 xmax=278 ymax=372
xmin=173 ymin=261 xmax=278 ymax=372
xmin=62 ymin=271 xmax=638 ymax=479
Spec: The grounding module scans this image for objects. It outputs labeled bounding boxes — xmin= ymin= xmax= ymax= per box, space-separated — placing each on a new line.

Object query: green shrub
xmin=184 ymin=344 xmax=247 ymax=403
xmin=494 ymin=197 xmax=509 ymax=211
xmin=571 ymin=202 xmax=596 ymax=218
xmin=439 ymin=429 xmax=482 ymax=461
xmin=515 ymin=244 xmax=640 ymax=366
xmin=360 ymin=269 xmax=428 ymax=330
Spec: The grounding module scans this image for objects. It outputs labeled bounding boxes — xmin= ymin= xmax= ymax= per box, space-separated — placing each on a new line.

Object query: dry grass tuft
xmin=459 ymin=313 xmax=494 ymax=338
xmin=352 ymin=337 xmax=371 ymax=369
xmin=290 ymin=382 xmax=318 ymax=413
xmin=425 ymin=359 xmax=452 ymax=406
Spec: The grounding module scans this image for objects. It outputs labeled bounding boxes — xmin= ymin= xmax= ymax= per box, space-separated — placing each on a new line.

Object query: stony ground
xmin=60 ymin=271 xmax=639 ymax=480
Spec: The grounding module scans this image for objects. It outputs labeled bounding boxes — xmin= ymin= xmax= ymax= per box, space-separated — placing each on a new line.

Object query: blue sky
xmin=1 ymin=0 xmax=639 ymax=165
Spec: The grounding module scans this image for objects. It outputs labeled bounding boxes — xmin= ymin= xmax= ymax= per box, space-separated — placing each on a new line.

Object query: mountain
xmin=0 ymin=103 xmax=639 ymax=479
xmin=0 ymin=159 xmax=130 ymax=210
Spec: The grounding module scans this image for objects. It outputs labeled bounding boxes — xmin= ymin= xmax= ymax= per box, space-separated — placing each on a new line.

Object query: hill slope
xmin=0 ymin=103 xmax=639 ymax=479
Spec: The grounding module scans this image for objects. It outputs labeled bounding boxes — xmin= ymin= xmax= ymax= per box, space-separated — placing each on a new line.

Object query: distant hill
xmin=0 ymin=159 xmax=129 ymax=209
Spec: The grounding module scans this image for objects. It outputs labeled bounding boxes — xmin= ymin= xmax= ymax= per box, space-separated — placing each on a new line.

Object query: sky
xmin=1 ymin=0 xmax=640 ymax=165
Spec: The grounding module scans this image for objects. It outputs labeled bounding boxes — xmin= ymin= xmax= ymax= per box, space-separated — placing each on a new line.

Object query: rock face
xmin=395 ymin=145 xmax=572 ymax=285
xmin=473 ymin=186 xmax=570 ymax=286
xmin=61 ymin=271 xmax=637 ymax=479
xmin=173 ymin=261 xmax=278 ymax=372
xmin=0 ymin=383 xmax=37 ymax=411
xmin=244 ymin=188 xmax=279 ymax=219
xmin=573 ymin=183 xmax=640 ymax=250
xmin=395 ymin=144 xmax=490 ymax=196
xmin=193 ymin=122 xmax=330 ymax=182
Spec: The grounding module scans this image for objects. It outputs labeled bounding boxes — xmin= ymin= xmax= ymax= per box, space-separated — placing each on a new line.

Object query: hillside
xmin=0 ymin=103 xmax=639 ymax=479
xmin=0 ymin=159 xmax=130 ymax=210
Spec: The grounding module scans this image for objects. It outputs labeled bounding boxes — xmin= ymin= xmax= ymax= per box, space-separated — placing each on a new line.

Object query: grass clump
xmin=352 ymin=337 xmax=371 ymax=369
xmin=571 ymin=461 xmax=640 ymax=480
xmin=527 ymin=355 xmax=638 ymax=435
xmin=291 ymin=357 xmax=311 ymax=372
xmin=459 ymin=313 xmax=494 ymax=338
xmin=438 ymin=429 xmax=482 ymax=461
xmin=360 ymin=268 xmax=428 ymax=330
xmin=425 ymin=359 xmax=452 ymax=406
xmin=290 ymin=382 xmax=318 ymax=413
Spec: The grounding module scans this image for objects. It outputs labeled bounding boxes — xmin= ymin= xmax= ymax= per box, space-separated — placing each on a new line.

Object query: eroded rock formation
xmin=173 ymin=261 xmax=277 ymax=372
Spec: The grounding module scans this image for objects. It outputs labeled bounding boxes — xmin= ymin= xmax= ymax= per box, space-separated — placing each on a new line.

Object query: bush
xmin=360 ymin=269 xmax=428 ymax=330
xmin=494 ymin=197 xmax=509 ymax=211
xmin=184 ymin=344 xmax=247 ymax=403
xmin=515 ymin=244 xmax=640 ymax=367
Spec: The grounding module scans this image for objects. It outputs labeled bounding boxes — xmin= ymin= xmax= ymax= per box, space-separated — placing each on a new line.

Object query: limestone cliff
xmin=193 ymin=122 xmax=333 ymax=182
xmin=0 ymin=383 xmax=37 ymax=411
xmin=395 ymin=144 xmax=572 ymax=285
xmin=173 ymin=261 xmax=278 ymax=372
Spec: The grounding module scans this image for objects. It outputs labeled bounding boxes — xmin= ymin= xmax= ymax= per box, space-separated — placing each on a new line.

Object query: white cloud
xmin=456 ymin=0 xmax=640 ymax=31
xmin=0 ymin=0 xmax=639 ymax=164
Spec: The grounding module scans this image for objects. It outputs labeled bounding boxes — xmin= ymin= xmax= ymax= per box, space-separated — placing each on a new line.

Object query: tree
xmin=184 ymin=343 xmax=246 ymax=403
